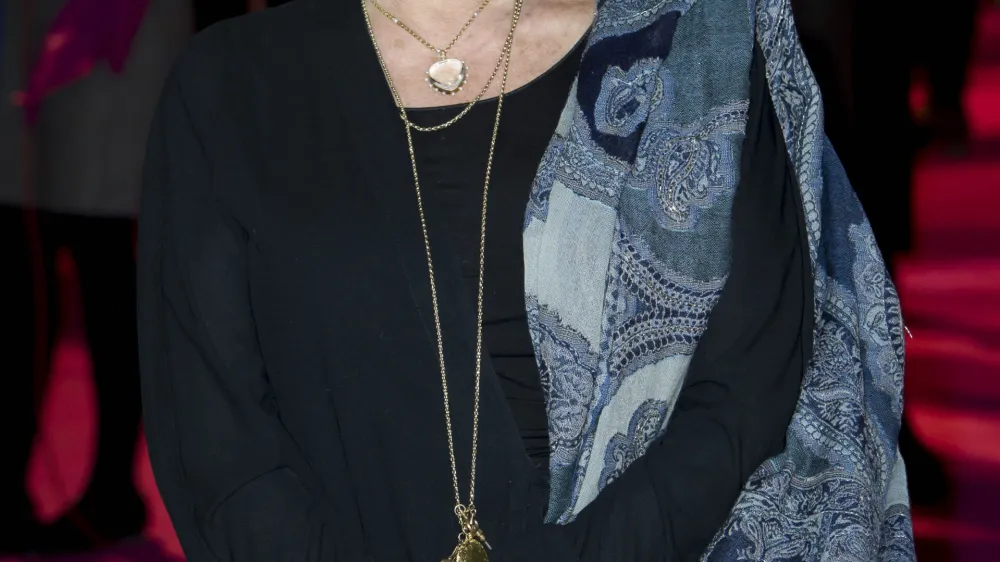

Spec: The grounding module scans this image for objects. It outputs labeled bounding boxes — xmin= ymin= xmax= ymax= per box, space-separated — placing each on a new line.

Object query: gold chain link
xmin=368 ymin=0 xmax=519 ymax=132
xmin=362 ymin=0 xmax=522 ymax=529
xmin=372 ymin=0 xmax=493 ymax=59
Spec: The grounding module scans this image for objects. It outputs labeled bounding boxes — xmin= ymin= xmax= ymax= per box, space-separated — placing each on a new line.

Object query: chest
xmin=207 ymin=22 xmax=582 ymax=399
xmin=239 ymin=78 xmax=572 ymax=324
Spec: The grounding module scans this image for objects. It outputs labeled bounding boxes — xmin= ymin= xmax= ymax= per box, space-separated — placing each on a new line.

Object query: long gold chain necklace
xmin=372 ymin=0 xmax=491 ymax=95
xmin=363 ymin=0 xmax=522 ymax=559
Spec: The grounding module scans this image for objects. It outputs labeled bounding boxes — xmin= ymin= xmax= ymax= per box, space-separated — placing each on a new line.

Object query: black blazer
xmin=137 ymin=1 xmax=811 ymax=560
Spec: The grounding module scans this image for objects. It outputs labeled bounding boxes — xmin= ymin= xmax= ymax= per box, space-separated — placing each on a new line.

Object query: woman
xmin=138 ymin=0 xmax=914 ymax=560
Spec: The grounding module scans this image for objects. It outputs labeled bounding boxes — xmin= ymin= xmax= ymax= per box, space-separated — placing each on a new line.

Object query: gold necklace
xmin=362 ymin=0 xmax=522 ymax=559
xmin=372 ymin=0 xmax=491 ymax=95
xmin=379 ymin=5 xmax=519 ymax=133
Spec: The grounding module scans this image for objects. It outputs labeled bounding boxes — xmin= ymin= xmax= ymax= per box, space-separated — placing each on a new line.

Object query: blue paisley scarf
xmin=523 ymin=0 xmax=916 ymax=558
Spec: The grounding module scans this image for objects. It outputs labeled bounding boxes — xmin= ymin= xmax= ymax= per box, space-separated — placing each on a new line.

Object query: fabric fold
xmin=526 ymin=0 xmax=914 ymax=558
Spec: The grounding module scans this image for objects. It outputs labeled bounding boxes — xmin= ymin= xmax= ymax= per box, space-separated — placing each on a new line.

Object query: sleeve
xmin=137 ymin=71 xmax=368 ymax=562
xmin=530 ymin=42 xmax=810 ymax=562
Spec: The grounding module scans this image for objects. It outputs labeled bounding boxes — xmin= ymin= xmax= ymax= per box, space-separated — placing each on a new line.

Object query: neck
xmin=377 ymin=0 xmax=511 ymax=20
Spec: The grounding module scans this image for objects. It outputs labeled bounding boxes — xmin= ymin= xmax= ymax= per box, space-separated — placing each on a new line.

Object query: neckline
xmin=404 ymin=30 xmax=589 ymax=113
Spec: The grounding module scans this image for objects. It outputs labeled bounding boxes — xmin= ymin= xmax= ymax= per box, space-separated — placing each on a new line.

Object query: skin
xmin=367 ymin=0 xmax=595 ymax=108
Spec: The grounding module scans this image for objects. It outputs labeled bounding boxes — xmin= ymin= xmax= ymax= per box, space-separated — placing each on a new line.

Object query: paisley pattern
xmin=592 ymin=0 xmax=694 ymax=38
xmin=523 ymin=0 xmax=914 ymax=556
xmin=607 ymin=229 xmax=723 ymax=378
xmin=527 ymin=297 xmax=600 ymax=454
xmin=635 ymin=100 xmax=748 ymax=230
xmin=594 ymin=60 xmax=666 ymax=138
xmin=598 ymin=399 xmax=671 ymax=487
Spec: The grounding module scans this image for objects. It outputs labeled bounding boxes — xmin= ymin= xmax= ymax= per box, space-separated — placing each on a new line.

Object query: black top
xmin=410 ymin=40 xmax=586 ymax=472
xmin=137 ymin=2 xmax=811 ymax=561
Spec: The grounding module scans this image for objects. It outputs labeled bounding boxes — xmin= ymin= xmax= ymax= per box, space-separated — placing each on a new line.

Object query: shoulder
xmin=167 ymin=0 xmax=344 ymax=114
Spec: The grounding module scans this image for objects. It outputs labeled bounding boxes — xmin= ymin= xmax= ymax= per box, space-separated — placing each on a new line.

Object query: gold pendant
xmin=442 ymin=536 xmax=489 ymax=562
xmin=443 ymin=513 xmax=490 ymax=562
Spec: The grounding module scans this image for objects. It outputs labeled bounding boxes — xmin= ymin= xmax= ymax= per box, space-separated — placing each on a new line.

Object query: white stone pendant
xmin=426 ymin=58 xmax=468 ymax=95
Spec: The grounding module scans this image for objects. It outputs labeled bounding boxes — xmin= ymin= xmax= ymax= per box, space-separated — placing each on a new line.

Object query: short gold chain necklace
xmin=372 ymin=0 xmax=491 ymax=95
xmin=370 ymin=0 xmax=519 ymax=132
xmin=363 ymin=0 xmax=522 ymax=560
